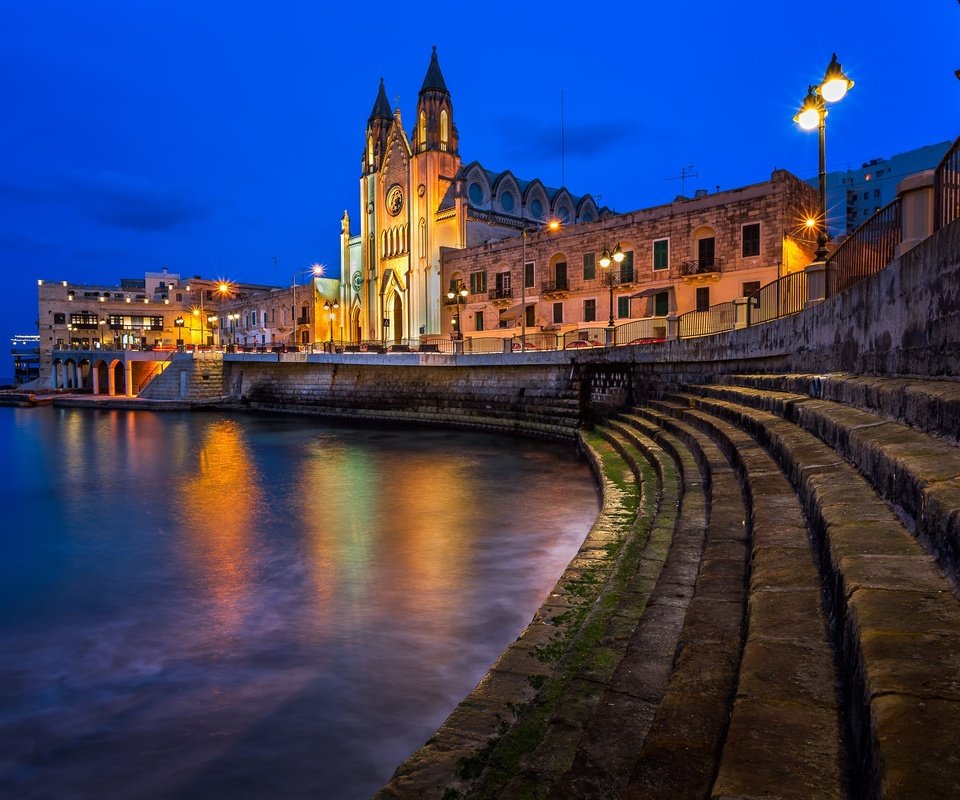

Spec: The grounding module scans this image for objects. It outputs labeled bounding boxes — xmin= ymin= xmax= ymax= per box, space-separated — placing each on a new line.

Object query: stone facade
xmin=439 ymin=169 xmax=817 ymax=341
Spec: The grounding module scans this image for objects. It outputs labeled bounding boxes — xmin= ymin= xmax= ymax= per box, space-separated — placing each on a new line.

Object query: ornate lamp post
xmin=174 ymin=316 xmax=184 ymax=351
xmin=599 ymin=243 xmax=625 ymax=339
xmin=446 ymin=281 xmax=468 ymax=340
xmin=227 ymin=312 xmax=240 ymax=350
xmin=323 ymin=299 xmax=340 ymax=351
xmin=207 ymin=314 xmax=218 ymax=347
xmin=794 ymin=53 xmax=854 ymax=261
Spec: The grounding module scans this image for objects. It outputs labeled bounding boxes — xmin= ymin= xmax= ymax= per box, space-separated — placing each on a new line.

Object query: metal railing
xmin=561 ymin=329 xmax=606 ymax=349
xmin=826 ymin=199 xmax=902 ymax=297
xmin=746 ymin=270 xmax=808 ymax=326
xmin=488 ymin=287 xmax=513 ymax=301
xmin=463 ymin=337 xmax=506 ymax=354
xmin=679 ymin=257 xmax=724 ymax=276
xmin=934 ymin=136 xmax=960 ymax=232
xmin=541 ymin=279 xmax=571 ymax=293
xmin=510 ymin=332 xmax=560 ymax=352
xmin=677 ymin=301 xmax=736 ymax=338
xmin=613 ymin=317 xmax=669 ymax=345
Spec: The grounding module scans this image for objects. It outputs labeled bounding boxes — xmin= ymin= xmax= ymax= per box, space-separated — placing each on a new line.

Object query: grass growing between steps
xmin=450 ymin=429 xmax=659 ymax=800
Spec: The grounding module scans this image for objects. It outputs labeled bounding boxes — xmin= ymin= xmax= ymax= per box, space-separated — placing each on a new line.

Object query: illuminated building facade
xmin=338 ymin=47 xmax=604 ymax=344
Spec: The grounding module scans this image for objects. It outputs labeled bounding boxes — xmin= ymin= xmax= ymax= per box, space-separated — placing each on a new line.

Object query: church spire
xmin=414 ymin=46 xmax=458 ymax=155
xmin=419 ymin=45 xmax=449 ymax=95
xmin=369 ymin=78 xmax=392 ymax=122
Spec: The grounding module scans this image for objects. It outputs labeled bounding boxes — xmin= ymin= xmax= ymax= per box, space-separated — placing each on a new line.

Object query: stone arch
xmin=112 ymin=361 xmax=126 ymax=396
xmin=491 ymin=171 xmax=520 ymax=215
xmin=522 ymin=180 xmax=549 ymax=221
xmin=462 ymin=162 xmax=490 ymax=207
xmin=576 ymin=195 xmax=599 ymax=223
xmin=385 ymin=290 xmax=403 ymax=344
xmin=551 ymin=189 xmax=575 ymax=225
xmin=77 ymin=358 xmax=92 ymax=390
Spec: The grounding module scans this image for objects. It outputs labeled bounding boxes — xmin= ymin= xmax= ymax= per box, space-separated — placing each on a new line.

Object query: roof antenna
xmin=560 ymin=89 xmax=566 ymax=188
xmin=663 ymin=163 xmax=698 ymax=196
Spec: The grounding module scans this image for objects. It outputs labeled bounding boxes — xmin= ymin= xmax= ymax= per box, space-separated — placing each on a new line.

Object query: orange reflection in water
xmin=180 ymin=418 xmax=263 ymax=633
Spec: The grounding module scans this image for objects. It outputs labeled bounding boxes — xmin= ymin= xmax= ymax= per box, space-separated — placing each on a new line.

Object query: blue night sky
xmin=2 ymin=1 xmax=958 ymax=352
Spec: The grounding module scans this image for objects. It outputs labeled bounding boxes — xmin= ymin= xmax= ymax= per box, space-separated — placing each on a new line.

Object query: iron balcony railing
xmin=488 ymin=287 xmax=513 ymax=300
xmin=746 ymin=270 xmax=808 ymax=326
xmin=679 ymin=257 xmax=724 ymax=276
xmin=826 ymin=199 xmax=902 ymax=297
xmin=541 ymin=278 xmax=570 ymax=293
xmin=934 ymin=136 xmax=960 ymax=232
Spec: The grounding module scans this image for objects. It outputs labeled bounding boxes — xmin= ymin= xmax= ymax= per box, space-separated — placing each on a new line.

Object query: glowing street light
xmin=794 ymin=53 xmax=854 ymax=261
xmin=599 ymin=243 xmax=625 ymax=333
xmin=446 ymin=281 xmax=469 ymax=340
xmin=323 ymin=299 xmax=340 ymax=351
xmin=293 ymin=264 xmax=325 ymax=348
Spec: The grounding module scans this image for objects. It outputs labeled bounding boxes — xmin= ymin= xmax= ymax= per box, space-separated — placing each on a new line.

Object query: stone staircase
xmin=379 ymin=373 xmax=960 ymax=800
xmin=138 ymin=352 xmax=226 ymax=402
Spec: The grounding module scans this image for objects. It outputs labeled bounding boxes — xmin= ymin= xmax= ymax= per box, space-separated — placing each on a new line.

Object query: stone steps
xmin=693 ymin=380 xmax=960 ymax=588
xmin=614 ymin=407 xmax=749 ymax=800
xmin=548 ymin=417 xmax=707 ymax=799
xmin=651 ymin=396 xmax=843 ymax=799
xmin=669 ymin=387 xmax=960 ymax=798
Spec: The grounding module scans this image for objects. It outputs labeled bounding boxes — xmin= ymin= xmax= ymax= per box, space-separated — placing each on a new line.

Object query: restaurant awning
xmin=498 ymin=303 xmax=523 ymax=322
xmin=630 ymin=285 xmax=673 ymax=299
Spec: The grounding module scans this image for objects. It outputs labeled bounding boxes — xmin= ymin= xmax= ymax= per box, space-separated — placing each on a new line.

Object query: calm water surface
xmin=0 ymin=407 xmax=598 ymax=799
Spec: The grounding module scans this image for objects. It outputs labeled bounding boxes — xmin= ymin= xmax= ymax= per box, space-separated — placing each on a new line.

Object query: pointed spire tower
xmin=363 ymin=78 xmax=393 ymax=175
xmin=414 ymin=46 xmax=458 ymax=155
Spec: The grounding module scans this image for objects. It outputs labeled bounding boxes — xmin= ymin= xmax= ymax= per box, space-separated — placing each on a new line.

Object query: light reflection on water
xmin=0 ymin=408 xmax=598 ymax=799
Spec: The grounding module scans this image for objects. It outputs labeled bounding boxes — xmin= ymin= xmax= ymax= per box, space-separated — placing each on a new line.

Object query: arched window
xmin=531 ymin=198 xmax=543 ymax=219
xmin=468 ymin=182 xmax=484 ymax=205
xmin=419 ymin=218 xmax=426 ymax=258
xmin=440 ymin=109 xmax=449 ymax=146
xmin=501 ymin=191 xmax=515 ymax=212
xmin=367 ymin=135 xmax=373 ymax=167
xmin=419 ymin=112 xmax=426 ymax=150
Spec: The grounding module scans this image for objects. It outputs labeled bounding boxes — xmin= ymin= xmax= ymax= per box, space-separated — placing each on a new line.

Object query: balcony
xmin=679 ymin=257 xmax=724 ymax=283
xmin=488 ymin=287 xmax=513 ymax=305
xmin=541 ymin=279 xmax=571 ymax=296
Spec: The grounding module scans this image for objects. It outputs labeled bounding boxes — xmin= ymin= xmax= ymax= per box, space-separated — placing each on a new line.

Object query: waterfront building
xmin=10 ymin=334 xmax=40 ymax=385
xmin=338 ymin=47 xmax=604 ymax=345
xmin=815 ymin=140 xmax=952 ymax=236
xmin=36 ymin=269 xmax=276 ymax=385
xmin=439 ymin=169 xmax=817 ymax=342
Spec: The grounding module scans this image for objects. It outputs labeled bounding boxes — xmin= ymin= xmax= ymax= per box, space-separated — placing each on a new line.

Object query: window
xmin=468 ymin=182 xmax=484 ymax=205
xmin=474 ymin=311 xmax=484 ymax=332
xmin=252 ymin=310 xmax=258 ymax=325
xmin=108 ymin=314 xmax=124 ymax=328
xmin=469 ymin=271 xmax=486 ymax=294
xmin=584 ymin=298 xmax=596 ymax=322
xmin=583 ymin=252 xmax=595 ymax=280
xmin=495 ymin=271 xmax=511 ymax=298
xmin=697 ymin=237 xmax=716 ymax=267
xmin=874 ymin=189 xmax=881 ymax=198
xmin=440 ymin=109 xmax=448 ymax=145
xmin=149 ymin=316 xmax=163 ymax=331
xmin=617 ymin=296 xmax=630 ymax=318
xmin=524 ymin=261 xmax=535 ymax=288
xmin=554 ymin=261 xmax=567 ymax=290
xmin=530 ymin=199 xmax=543 ymax=219
xmin=742 ymin=223 xmax=761 ymax=257
xmin=501 ymin=191 xmax=514 ymax=211
xmin=653 ymin=238 xmax=669 ymax=270
xmin=696 ymin=287 xmax=710 ymax=311
xmin=863 ymin=191 xmax=869 ymax=200
xmin=742 ymin=281 xmax=761 ymax=297
xmin=53 ymin=313 xmax=66 ymax=325
xmin=620 ymin=250 xmax=635 ymax=282
xmin=524 ymin=305 xmax=536 ymax=327
xmin=553 ymin=302 xmax=563 ymax=324
xmin=654 ymin=291 xmax=669 ymax=317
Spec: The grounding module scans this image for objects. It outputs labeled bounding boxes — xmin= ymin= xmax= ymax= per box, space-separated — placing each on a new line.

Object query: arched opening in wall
xmin=351 ymin=304 xmax=362 ymax=343
xmin=419 ymin=218 xmax=426 ymax=258
xmin=419 ymin=112 xmax=426 ymax=150
xmin=440 ymin=108 xmax=449 ymax=149
xmin=112 ymin=362 xmax=126 ymax=395
xmin=95 ymin=360 xmax=109 ymax=395
xmin=449 ymin=271 xmax=464 ymax=294
xmin=78 ymin=359 xmax=91 ymax=390
xmin=549 ymin=252 xmax=569 ymax=290
xmin=65 ymin=359 xmax=77 ymax=389
xmin=384 ymin=291 xmax=403 ymax=344
xmin=693 ymin=225 xmax=717 ymax=268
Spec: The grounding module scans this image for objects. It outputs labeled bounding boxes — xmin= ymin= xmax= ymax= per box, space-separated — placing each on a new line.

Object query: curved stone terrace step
xmin=650 ymin=397 xmax=843 ymax=799
xmin=493 ymin=425 xmax=678 ymax=799
xmin=611 ymin=407 xmax=750 ymax=800
xmin=541 ymin=419 xmax=706 ymax=799
xmin=670 ymin=391 xmax=960 ymax=799
xmin=690 ymin=381 xmax=960 ymax=588
xmin=720 ymin=373 xmax=960 ymax=445
xmin=378 ymin=429 xmax=658 ymax=799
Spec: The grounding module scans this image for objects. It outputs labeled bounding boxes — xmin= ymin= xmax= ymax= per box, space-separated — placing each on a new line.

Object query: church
xmin=337 ymin=47 xmax=603 ymax=344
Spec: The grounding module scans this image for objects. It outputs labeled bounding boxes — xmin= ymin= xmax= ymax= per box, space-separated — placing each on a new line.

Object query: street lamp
xmin=207 ymin=314 xmax=218 ymax=347
xmin=794 ymin=53 xmax=854 ymax=261
xmin=599 ymin=243 xmax=625 ymax=336
xmin=446 ymin=281 xmax=468 ymax=340
xmin=227 ymin=312 xmax=240 ymax=349
xmin=293 ymin=263 xmax=324 ymax=348
xmin=174 ymin=316 xmax=184 ymax=351
xmin=323 ymin=299 xmax=340 ymax=351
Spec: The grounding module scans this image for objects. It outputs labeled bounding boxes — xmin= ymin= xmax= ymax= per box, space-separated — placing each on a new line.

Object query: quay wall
xmin=223 ymin=219 xmax=959 ymax=423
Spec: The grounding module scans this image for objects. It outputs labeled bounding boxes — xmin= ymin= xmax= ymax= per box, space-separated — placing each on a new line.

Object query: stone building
xmin=35 ymin=269 xmax=275 ymax=385
xmin=338 ymin=47 xmax=603 ymax=345
xmin=439 ymin=170 xmax=818 ymax=342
